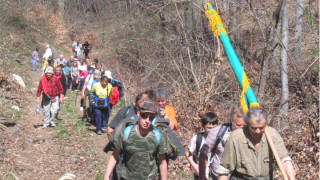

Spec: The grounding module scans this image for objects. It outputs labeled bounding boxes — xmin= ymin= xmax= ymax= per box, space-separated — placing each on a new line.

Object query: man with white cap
xmin=43 ymin=44 xmax=52 ymax=61
xmin=37 ymin=66 xmax=64 ymax=128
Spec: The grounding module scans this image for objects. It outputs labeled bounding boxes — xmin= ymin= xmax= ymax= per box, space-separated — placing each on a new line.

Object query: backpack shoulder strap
xmin=210 ymin=123 xmax=231 ymax=160
xmin=195 ymin=133 xmax=203 ymax=154
xmin=123 ymin=125 xmax=134 ymax=146
xmin=153 ymin=128 xmax=161 ymax=147
xmin=151 ymin=117 xmax=157 ymax=127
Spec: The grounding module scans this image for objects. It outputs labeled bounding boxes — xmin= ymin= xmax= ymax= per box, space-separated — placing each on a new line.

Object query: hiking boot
xmin=43 ymin=124 xmax=49 ymax=128
xmin=97 ymin=131 xmax=102 ymax=135
xmin=50 ymin=123 xmax=56 ymax=127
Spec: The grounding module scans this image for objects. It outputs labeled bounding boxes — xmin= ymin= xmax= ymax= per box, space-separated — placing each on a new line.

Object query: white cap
xmin=104 ymin=70 xmax=112 ymax=79
xmin=44 ymin=66 xmax=53 ymax=74
xmin=46 ymin=44 xmax=50 ymax=48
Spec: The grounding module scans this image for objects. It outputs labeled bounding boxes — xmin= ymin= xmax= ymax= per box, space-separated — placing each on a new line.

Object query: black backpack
xmin=193 ymin=133 xmax=204 ymax=164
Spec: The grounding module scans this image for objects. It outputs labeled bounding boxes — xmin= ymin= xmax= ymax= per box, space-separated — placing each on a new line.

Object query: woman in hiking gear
xmin=91 ymin=75 xmax=112 ymax=135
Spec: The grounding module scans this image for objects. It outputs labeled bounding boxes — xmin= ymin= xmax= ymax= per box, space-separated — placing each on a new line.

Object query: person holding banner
xmin=216 ymin=108 xmax=295 ymax=180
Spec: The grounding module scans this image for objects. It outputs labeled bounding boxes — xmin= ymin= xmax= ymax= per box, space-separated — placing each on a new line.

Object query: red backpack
xmin=109 ymin=86 xmax=120 ymax=105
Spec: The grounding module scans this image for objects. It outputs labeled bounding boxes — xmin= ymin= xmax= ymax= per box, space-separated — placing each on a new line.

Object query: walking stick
xmin=204 ymin=3 xmax=289 ymax=179
xmin=264 ymin=128 xmax=289 ymax=180
xmin=75 ymin=89 xmax=78 ymax=106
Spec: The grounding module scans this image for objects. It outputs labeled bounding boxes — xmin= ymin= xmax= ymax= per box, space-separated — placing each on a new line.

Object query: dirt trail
xmin=1 ymin=63 xmax=112 ymax=179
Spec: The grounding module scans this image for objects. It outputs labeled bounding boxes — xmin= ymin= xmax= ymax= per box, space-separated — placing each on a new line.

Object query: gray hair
xmin=245 ymin=108 xmax=268 ymax=125
xmin=229 ymin=107 xmax=245 ymax=123
xmin=155 ymin=88 xmax=168 ymax=99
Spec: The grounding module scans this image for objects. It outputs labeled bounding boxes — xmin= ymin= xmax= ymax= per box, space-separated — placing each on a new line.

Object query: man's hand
xmin=36 ymin=97 xmax=40 ymax=104
xmin=159 ymin=107 xmax=166 ymax=117
xmin=59 ymin=95 xmax=64 ymax=103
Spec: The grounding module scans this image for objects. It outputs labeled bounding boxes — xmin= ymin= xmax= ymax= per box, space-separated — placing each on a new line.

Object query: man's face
xmin=70 ymin=56 xmax=74 ymax=61
xmin=156 ymin=98 xmax=167 ymax=107
xmin=55 ymin=68 xmax=61 ymax=76
xmin=96 ymin=64 xmax=101 ymax=70
xmin=101 ymin=79 xmax=108 ymax=88
xmin=86 ymin=58 xmax=90 ymax=64
xmin=59 ymin=55 xmax=63 ymax=60
xmin=248 ymin=117 xmax=266 ymax=140
xmin=45 ymin=73 xmax=53 ymax=79
xmin=138 ymin=111 xmax=155 ymax=131
xmin=232 ymin=116 xmax=246 ymax=130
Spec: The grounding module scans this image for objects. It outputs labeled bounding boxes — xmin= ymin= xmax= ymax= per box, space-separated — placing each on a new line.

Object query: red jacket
xmin=37 ymin=75 xmax=63 ymax=97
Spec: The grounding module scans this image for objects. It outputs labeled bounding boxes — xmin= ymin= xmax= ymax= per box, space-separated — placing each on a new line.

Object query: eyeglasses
xmin=140 ymin=113 xmax=156 ymax=121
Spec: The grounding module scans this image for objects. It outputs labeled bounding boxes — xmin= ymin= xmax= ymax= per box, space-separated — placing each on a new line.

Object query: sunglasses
xmin=140 ymin=113 xmax=156 ymax=121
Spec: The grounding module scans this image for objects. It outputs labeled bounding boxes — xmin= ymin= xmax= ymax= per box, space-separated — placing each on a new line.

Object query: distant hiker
xmin=56 ymin=54 xmax=67 ymax=66
xmin=186 ymin=112 xmax=219 ymax=180
xmin=198 ymin=108 xmax=245 ymax=179
xmin=70 ymin=61 xmax=79 ymax=92
xmin=65 ymin=56 xmax=75 ymax=88
xmin=43 ymin=44 xmax=52 ymax=61
xmin=54 ymin=65 xmax=67 ymax=120
xmin=36 ymin=67 xmax=64 ymax=128
xmin=66 ymin=55 xmax=75 ymax=68
xmin=95 ymin=60 xmax=103 ymax=73
xmin=155 ymin=88 xmax=177 ymax=130
xmin=31 ymin=48 xmax=39 ymax=71
xmin=78 ymin=61 xmax=88 ymax=91
xmin=80 ymin=69 xmax=100 ymax=122
xmin=214 ymin=108 xmax=295 ymax=180
xmin=42 ymin=56 xmax=57 ymax=74
xmin=104 ymin=100 xmax=168 ymax=180
xmin=91 ymin=75 xmax=112 ymax=135
xmin=79 ymin=61 xmax=88 ymax=111
xmin=83 ymin=41 xmax=91 ymax=58
xmin=72 ymin=41 xmax=82 ymax=57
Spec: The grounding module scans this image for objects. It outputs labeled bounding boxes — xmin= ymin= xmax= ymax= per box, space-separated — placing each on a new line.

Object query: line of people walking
xmin=34 ymin=43 xmax=296 ymax=180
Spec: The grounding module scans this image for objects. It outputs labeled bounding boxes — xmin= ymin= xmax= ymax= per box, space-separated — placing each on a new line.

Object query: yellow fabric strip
xmin=240 ymin=71 xmax=250 ymax=113
xmin=204 ymin=7 xmax=229 ymax=39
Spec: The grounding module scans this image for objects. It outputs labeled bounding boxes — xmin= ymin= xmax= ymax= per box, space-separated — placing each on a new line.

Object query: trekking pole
xmin=265 ymin=128 xmax=289 ymax=180
xmin=75 ymin=89 xmax=78 ymax=106
xmin=204 ymin=3 xmax=289 ymax=180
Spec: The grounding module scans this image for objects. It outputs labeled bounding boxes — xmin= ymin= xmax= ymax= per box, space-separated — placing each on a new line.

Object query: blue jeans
xmin=94 ymin=107 xmax=109 ymax=131
xmin=31 ymin=59 xmax=37 ymax=71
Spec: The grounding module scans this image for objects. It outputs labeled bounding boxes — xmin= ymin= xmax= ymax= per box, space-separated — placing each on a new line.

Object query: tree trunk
xmin=280 ymin=0 xmax=289 ymax=125
xmin=256 ymin=0 xmax=284 ymax=101
xmin=294 ymin=0 xmax=304 ymax=62
xmin=235 ymin=1 xmax=241 ymax=56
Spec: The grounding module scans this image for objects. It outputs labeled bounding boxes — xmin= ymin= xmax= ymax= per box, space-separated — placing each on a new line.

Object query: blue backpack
xmin=92 ymin=83 xmax=109 ymax=109
xmin=64 ymin=67 xmax=71 ymax=76
xmin=93 ymin=96 xmax=109 ymax=109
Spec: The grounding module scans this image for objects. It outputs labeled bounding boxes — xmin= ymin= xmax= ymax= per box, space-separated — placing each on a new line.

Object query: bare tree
xmin=280 ymin=0 xmax=289 ymax=123
xmin=294 ymin=0 xmax=304 ymax=62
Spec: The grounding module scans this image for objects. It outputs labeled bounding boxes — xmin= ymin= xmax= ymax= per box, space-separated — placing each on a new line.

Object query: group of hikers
xmin=33 ymin=42 xmax=296 ymax=180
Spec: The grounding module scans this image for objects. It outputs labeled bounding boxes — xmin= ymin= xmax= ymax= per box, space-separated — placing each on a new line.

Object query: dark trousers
xmin=94 ymin=107 xmax=109 ymax=131
xmin=80 ymin=79 xmax=85 ymax=92
xmin=72 ymin=75 xmax=78 ymax=91
xmin=67 ymin=76 xmax=72 ymax=89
